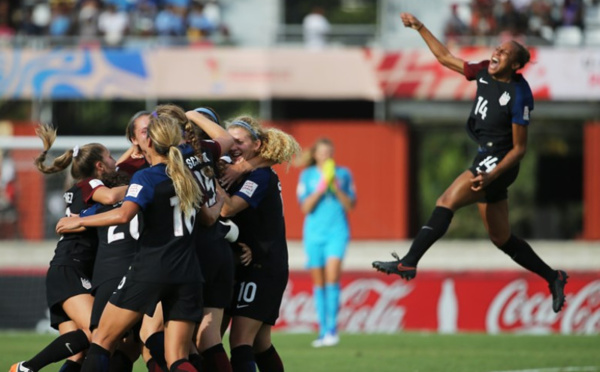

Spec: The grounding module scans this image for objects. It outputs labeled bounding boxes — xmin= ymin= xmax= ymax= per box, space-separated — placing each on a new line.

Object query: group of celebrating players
xmin=9 ymin=10 xmax=572 ymax=372
xmin=11 ymin=104 xmax=299 ymax=372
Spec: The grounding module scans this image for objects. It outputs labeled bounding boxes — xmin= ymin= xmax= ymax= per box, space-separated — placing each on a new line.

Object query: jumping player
xmin=372 ymin=12 xmax=568 ymax=313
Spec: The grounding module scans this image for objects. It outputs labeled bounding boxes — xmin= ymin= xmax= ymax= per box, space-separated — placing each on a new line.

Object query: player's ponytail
xmin=227 ymin=115 xmax=300 ymax=167
xmin=34 ymin=123 xmax=106 ymax=180
xmin=148 ymin=113 xmax=203 ymax=218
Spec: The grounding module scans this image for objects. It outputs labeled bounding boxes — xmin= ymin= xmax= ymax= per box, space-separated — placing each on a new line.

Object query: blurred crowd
xmin=0 ymin=0 xmax=230 ymax=47
xmin=444 ymin=0 xmax=599 ymax=45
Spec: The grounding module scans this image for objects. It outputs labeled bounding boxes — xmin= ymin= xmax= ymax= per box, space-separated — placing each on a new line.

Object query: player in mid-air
xmin=372 ymin=12 xmax=568 ymax=313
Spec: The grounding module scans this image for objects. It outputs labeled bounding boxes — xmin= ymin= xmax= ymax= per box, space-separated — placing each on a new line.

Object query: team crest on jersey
xmin=499 ymin=91 xmax=511 ymax=106
xmin=127 ymin=184 xmax=143 ymax=198
xmin=523 ymin=106 xmax=530 ymax=120
xmin=240 ymin=180 xmax=258 ymax=197
xmin=80 ymin=277 xmax=92 ymax=290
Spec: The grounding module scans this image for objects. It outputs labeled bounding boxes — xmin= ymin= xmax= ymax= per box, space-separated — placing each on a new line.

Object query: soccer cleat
xmin=311 ymin=333 xmax=339 ymax=348
xmin=372 ymin=252 xmax=417 ymax=281
xmin=549 ymin=270 xmax=568 ymax=313
xmin=9 ymin=362 xmax=32 ymax=372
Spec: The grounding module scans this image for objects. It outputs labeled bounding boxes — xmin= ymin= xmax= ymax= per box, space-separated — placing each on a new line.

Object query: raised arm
xmin=186 ymin=110 xmax=234 ymax=155
xmin=400 ymin=12 xmax=465 ymax=75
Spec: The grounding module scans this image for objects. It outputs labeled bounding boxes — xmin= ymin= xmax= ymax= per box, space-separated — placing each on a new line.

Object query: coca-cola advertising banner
xmin=277 ymin=271 xmax=600 ymax=335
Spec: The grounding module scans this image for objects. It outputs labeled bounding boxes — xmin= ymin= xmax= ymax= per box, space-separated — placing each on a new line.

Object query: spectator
xmin=560 ymin=0 xmax=584 ymax=29
xmin=130 ymin=0 xmax=156 ymax=36
xmin=470 ymin=0 xmax=497 ymax=41
xmin=187 ymin=1 xmax=215 ymax=41
xmin=98 ymin=3 xmax=129 ymax=47
xmin=29 ymin=1 xmax=51 ymax=35
xmin=303 ymin=6 xmax=330 ymax=50
xmin=155 ymin=4 xmax=185 ymax=37
xmin=497 ymin=0 xmax=528 ymax=42
xmin=49 ymin=1 xmax=73 ymax=37
xmin=77 ymin=0 xmax=100 ymax=42
xmin=444 ymin=3 xmax=469 ymax=45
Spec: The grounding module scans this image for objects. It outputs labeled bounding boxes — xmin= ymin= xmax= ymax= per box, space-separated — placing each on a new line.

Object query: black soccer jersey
xmin=230 ymin=167 xmax=288 ymax=272
xmin=50 ymin=178 xmax=105 ymax=274
xmin=123 ymin=163 xmax=202 ymax=284
xmin=81 ymin=202 xmax=141 ymax=288
xmin=463 ymin=60 xmax=534 ymax=153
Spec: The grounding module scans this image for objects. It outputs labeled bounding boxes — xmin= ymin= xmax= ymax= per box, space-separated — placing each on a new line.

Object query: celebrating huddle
xmin=11 ymin=104 xmax=300 ymax=372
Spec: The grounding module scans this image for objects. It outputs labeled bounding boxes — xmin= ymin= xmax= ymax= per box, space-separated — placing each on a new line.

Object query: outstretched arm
xmin=400 ymin=12 xmax=465 ymax=75
xmin=57 ymin=201 xmax=139 ymax=233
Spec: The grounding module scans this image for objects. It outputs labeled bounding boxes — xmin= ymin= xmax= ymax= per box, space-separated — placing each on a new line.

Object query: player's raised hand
xmin=400 ymin=12 xmax=424 ymax=31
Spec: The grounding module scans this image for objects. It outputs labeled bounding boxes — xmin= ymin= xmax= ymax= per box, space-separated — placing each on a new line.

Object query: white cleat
xmin=9 ymin=362 xmax=32 ymax=372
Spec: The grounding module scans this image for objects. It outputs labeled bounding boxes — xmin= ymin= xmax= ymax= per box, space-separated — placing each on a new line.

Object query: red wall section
xmin=11 ymin=122 xmax=45 ymax=240
xmin=270 ymin=120 xmax=410 ymax=240
xmin=583 ymin=122 xmax=600 ymax=240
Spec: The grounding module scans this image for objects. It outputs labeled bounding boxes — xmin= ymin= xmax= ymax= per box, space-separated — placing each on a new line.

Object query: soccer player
xmin=84 ymin=171 xmax=143 ymax=372
xmin=219 ymin=115 xmax=300 ymax=372
xmin=372 ymin=12 xmax=568 ymax=313
xmin=116 ymin=110 xmax=150 ymax=176
xmin=11 ymin=124 xmax=126 ymax=372
xmin=56 ymin=112 xmax=210 ymax=372
xmin=155 ymin=103 xmax=236 ymax=372
xmin=297 ymin=138 xmax=356 ymax=347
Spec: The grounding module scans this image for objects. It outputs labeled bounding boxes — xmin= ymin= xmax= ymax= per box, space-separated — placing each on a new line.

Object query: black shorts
xmin=469 ymin=152 xmax=519 ymax=203
xmin=109 ymin=275 xmax=204 ymax=323
xmin=46 ymin=265 xmax=93 ymax=329
xmin=90 ymin=278 xmax=121 ymax=330
xmin=200 ymin=241 xmax=234 ymax=309
xmin=229 ymin=267 xmax=288 ymax=325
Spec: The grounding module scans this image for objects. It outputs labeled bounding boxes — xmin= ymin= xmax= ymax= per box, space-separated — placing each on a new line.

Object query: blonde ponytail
xmin=148 ymin=112 xmax=203 ymax=218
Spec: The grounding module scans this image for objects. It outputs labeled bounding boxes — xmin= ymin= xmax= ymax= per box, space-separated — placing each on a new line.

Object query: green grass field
xmin=1 ymin=331 xmax=599 ymax=372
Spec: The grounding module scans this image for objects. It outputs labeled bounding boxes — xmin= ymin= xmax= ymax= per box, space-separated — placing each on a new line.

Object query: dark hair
xmin=101 ymin=171 xmax=131 ymax=188
xmin=511 ymin=41 xmax=531 ymax=71
xmin=125 ymin=110 xmax=151 ymax=143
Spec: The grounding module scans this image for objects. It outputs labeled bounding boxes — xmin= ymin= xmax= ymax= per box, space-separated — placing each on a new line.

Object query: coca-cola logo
xmin=277 ymin=278 xmax=412 ymax=333
xmin=486 ymin=279 xmax=600 ymax=335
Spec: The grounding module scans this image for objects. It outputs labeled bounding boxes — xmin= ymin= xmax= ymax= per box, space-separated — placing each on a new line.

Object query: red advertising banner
xmin=276 ymin=271 xmax=600 ymax=335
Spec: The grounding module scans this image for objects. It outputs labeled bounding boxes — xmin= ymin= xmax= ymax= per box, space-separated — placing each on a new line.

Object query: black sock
xmin=498 ymin=235 xmax=556 ymax=282
xmin=170 ymin=359 xmax=197 ymax=372
xmin=230 ymin=345 xmax=255 ymax=372
xmin=58 ymin=360 xmax=81 ymax=372
xmin=254 ymin=345 xmax=283 ymax=372
xmin=189 ymin=353 xmax=203 ymax=371
xmin=403 ymin=206 xmax=454 ymax=266
xmin=147 ymin=358 xmax=166 ymax=372
xmin=108 ymin=350 xmax=134 ymax=372
xmin=25 ymin=329 xmax=90 ymax=371
xmin=146 ymin=332 xmax=168 ymax=372
xmin=81 ymin=344 xmax=110 ymax=372
xmin=202 ymin=343 xmax=232 ymax=372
